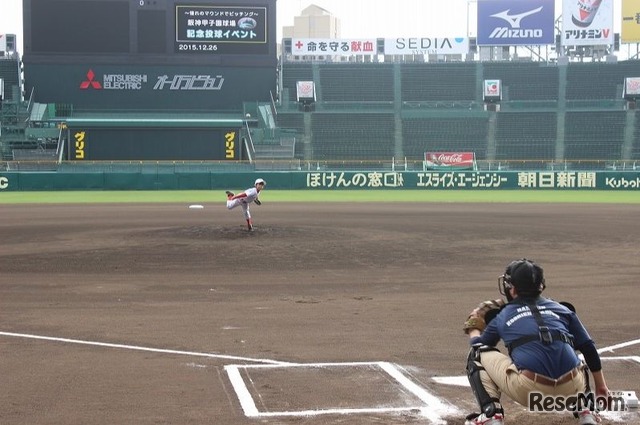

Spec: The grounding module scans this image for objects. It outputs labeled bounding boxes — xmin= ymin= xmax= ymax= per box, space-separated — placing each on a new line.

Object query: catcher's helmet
xmin=499 ymin=258 xmax=545 ymax=300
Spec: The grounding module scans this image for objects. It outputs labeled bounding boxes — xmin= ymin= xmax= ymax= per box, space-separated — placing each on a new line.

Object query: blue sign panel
xmin=477 ymin=0 xmax=555 ymax=46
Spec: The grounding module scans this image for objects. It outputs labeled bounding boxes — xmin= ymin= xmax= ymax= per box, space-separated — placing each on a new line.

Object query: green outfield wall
xmin=1 ymin=171 xmax=640 ymax=191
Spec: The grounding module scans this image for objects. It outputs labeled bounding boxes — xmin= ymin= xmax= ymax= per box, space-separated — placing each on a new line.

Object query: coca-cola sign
xmin=425 ymin=152 xmax=476 ymax=170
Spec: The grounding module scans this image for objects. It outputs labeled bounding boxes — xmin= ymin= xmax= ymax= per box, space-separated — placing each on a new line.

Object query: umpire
xmin=462 ymin=259 xmax=609 ymax=425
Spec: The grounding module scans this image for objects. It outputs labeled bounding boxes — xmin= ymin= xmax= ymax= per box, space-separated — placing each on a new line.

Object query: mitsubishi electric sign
xmin=78 ymin=70 xmax=224 ymax=92
xmin=477 ymin=0 xmax=555 ymax=46
xmin=25 ymin=63 xmax=275 ymax=110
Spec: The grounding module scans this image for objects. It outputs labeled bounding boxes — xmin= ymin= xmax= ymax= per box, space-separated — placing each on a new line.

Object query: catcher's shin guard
xmin=467 ymin=344 xmax=503 ymax=418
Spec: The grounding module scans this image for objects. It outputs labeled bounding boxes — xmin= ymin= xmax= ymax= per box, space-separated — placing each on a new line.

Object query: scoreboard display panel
xmin=23 ymin=0 xmax=275 ymax=58
xmin=28 ymin=0 xmax=131 ymax=54
xmin=22 ymin=0 xmax=277 ymax=111
xmin=175 ymin=4 xmax=269 ymax=55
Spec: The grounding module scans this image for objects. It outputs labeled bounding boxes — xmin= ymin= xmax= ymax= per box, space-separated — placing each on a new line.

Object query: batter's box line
xmin=224 ymin=361 xmax=458 ymax=424
xmin=597 ymin=338 xmax=640 ymax=354
xmin=600 ymin=356 xmax=640 ymax=364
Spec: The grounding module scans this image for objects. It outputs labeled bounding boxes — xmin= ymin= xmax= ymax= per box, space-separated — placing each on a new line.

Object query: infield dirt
xmin=1 ymin=202 xmax=638 ymax=425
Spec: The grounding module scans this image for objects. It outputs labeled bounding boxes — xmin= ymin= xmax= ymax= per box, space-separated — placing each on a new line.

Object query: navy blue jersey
xmin=470 ymin=297 xmax=595 ymax=378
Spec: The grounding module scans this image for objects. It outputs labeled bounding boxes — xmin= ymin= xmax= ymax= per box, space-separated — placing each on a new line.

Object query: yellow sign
xmin=225 ymin=131 xmax=236 ymax=159
xmin=622 ymin=0 xmax=640 ymax=43
xmin=74 ymin=131 xmax=86 ymax=159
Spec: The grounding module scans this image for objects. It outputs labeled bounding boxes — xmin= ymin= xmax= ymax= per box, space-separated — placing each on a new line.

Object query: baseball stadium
xmin=1 ymin=1 xmax=639 ymax=424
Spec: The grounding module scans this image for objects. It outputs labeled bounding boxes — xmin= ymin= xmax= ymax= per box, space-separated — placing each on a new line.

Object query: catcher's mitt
xmin=254 ymin=199 xmax=262 ymax=205
xmin=463 ymin=298 xmax=505 ymax=334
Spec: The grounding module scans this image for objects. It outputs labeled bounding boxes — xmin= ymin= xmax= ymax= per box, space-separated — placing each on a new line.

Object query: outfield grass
xmin=0 ymin=190 xmax=639 ymax=204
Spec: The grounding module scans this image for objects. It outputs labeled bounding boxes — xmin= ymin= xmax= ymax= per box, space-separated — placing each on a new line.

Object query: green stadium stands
xmin=5 ymin=59 xmax=639 ymax=170
xmin=564 ymin=111 xmax=627 ymax=160
xmin=276 ymin=112 xmax=306 ymax=158
xmin=402 ymin=116 xmax=488 ymax=160
xmin=566 ymin=61 xmax=639 ymax=101
xmin=482 ymin=62 xmax=559 ymax=101
xmin=0 ymin=57 xmax=21 ymax=101
xmin=401 ymin=63 xmax=476 ymax=102
xmin=319 ymin=63 xmax=394 ymax=102
xmin=495 ymin=112 xmax=557 ymax=161
xmin=277 ymin=112 xmax=305 ymax=131
xmin=630 ymin=110 xmax=640 ymax=161
xmin=310 ymin=113 xmax=395 ymax=161
xmin=280 ymin=62 xmax=314 ymax=103
xmin=273 ymin=60 xmax=640 ymax=169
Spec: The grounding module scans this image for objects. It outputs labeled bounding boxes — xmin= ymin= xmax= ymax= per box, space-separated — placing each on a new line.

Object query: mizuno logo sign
xmin=490 ymin=6 xmax=543 ymax=29
xmin=489 ymin=28 xmax=543 ymax=38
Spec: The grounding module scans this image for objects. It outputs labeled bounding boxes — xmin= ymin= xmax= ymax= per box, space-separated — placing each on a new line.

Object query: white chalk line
xmin=1 ymin=331 xmax=458 ymax=422
xmin=11 ymin=332 xmax=636 ymax=421
xmin=601 ymin=356 xmax=640 ymax=364
xmin=225 ymin=361 xmax=456 ymax=424
xmin=598 ymin=338 xmax=640 ymax=354
xmin=0 ymin=331 xmax=292 ymax=365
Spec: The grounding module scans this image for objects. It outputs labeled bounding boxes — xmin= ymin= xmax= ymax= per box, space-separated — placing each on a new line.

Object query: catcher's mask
xmin=498 ymin=258 xmax=545 ymax=301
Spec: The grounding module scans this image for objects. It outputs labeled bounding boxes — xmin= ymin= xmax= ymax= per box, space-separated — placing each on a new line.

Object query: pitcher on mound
xmin=225 ymin=178 xmax=265 ymax=231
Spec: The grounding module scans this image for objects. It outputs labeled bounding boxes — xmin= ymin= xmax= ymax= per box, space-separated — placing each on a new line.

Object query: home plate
xmin=189 ymin=204 xmax=204 ymax=209
xmin=432 ymin=376 xmax=470 ymax=387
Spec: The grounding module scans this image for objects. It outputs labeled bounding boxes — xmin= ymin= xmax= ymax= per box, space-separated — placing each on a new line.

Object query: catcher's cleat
xmin=577 ymin=410 xmax=601 ymax=425
xmin=465 ymin=412 xmax=504 ymax=425
xmin=225 ymin=190 xmax=234 ymax=199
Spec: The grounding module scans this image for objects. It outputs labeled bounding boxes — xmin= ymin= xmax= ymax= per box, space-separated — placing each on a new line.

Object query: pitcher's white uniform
xmin=225 ymin=178 xmax=265 ymax=231
xmin=226 ymin=186 xmax=259 ymax=214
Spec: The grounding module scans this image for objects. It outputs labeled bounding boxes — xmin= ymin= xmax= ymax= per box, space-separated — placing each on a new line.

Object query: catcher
xmin=462 ymin=259 xmax=609 ymax=425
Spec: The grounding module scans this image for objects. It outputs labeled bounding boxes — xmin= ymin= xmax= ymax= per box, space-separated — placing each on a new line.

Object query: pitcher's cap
xmin=255 ymin=178 xmax=266 ymax=186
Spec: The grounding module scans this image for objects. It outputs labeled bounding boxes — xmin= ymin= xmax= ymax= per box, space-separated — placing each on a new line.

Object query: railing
xmin=3 ymin=159 xmax=638 ymax=173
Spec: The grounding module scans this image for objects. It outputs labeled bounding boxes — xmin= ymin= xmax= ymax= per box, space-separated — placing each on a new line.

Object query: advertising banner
xmin=477 ymin=0 xmax=555 ymax=46
xmin=623 ymin=77 xmax=640 ymax=98
xmin=621 ymin=0 xmax=640 ymax=43
xmin=424 ymin=152 xmax=476 ymax=170
xmin=68 ymin=128 xmax=239 ymax=161
xmin=24 ymin=63 xmax=275 ymax=110
xmin=483 ymin=80 xmax=502 ymax=101
xmin=3 ymin=171 xmax=640 ymax=191
xmin=296 ymin=81 xmax=316 ymax=102
xmin=291 ymin=38 xmax=377 ymax=56
xmin=383 ymin=37 xmax=469 ymax=55
xmin=562 ymin=0 xmax=614 ymax=46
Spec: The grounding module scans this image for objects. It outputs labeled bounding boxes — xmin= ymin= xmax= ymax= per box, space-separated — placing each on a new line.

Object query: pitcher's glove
xmin=254 ymin=199 xmax=262 ymax=205
xmin=463 ymin=299 xmax=505 ymax=334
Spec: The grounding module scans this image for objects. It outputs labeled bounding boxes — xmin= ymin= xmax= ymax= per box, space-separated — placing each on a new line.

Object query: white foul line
xmin=0 ymin=331 xmax=292 ymax=365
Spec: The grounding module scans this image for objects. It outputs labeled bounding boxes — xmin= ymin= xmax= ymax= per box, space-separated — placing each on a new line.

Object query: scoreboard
xmin=21 ymin=0 xmax=277 ymax=111
xmin=23 ymin=0 xmax=274 ymax=58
